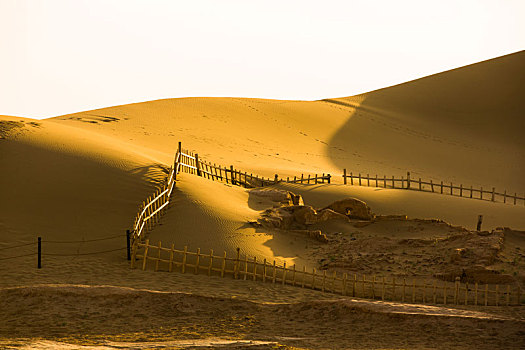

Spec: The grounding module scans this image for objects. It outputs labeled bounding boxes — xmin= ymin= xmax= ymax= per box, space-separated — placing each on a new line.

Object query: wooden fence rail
xmin=131 ymin=159 xmax=177 ymax=240
xmin=129 ymin=141 xmax=332 ymax=242
xmin=131 ymin=240 xmax=523 ymax=307
xmin=342 ymin=169 xmax=525 ymax=206
xmin=176 ymin=142 xmax=330 ymax=188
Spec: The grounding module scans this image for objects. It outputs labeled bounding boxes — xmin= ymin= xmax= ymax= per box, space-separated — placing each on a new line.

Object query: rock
xmin=250 ymin=188 xmax=304 ymax=206
xmin=323 ymin=198 xmax=375 ymax=220
xmin=290 ymin=229 xmax=329 ymax=243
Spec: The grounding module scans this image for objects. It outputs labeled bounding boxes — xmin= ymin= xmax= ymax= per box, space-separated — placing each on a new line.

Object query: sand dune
xmin=1 ymin=52 xmax=524 ymax=347
xmin=1 ymin=52 xmax=523 ymax=264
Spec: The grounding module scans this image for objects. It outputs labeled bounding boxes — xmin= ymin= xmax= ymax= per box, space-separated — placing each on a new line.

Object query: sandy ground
xmin=1 ymin=52 xmax=524 ymax=348
xmin=1 ymin=281 xmax=524 ymax=349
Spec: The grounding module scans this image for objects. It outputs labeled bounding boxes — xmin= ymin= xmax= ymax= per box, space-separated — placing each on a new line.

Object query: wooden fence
xmin=131 ymin=240 xmax=523 ymax=307
xmin=131 ymin=163 xmax=176 ymax=240
xmin=176 ymin=142 xmax=331 ymax=188
xmin=342 ymin=169 xmax=525 ymax=206
xmin=129 ymin=142 xmax=331 ymax=241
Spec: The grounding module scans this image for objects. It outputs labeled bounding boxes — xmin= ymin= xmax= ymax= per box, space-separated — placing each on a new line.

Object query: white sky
xmin=1 ymin=0 xmax=523 ymax=119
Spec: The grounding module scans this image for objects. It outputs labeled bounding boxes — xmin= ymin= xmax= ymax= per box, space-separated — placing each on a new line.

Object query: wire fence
xmin=0 ymin=234 xmax=129 ymax=266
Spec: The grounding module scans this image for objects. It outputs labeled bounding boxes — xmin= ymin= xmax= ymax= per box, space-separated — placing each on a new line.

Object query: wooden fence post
xmin=367 ymin=174 xmax=370 ymax=187
xmin=343 ymin=169 xmax=347 ymax=185
xmin=351 ymin=172 xmax=354 ymax=185
xmin=195 ymin=154 xmax=201 ymax=176
xmin=195 ymin=248 xmax=201 ymax=274
xmin=282 ymin=262 xmax=287 ymax=285
xmin=392 ymin=277 xmax=396 ymax=301
xmin=234 ymin=248 xmax=240 ymax=279
xmin=491 ymin=187 xmax=495 ymax=202
xmin=126 ymin=230 xmax=131 ymax=261
xmin=412 ymin=279 xmax=416 ymax=303
xmin=169 ymin=244 xmax=174 ymax=272
xmin=358 ymin=173 xmax=362 ymax=186
xmin=208 ymin=249 xmax=214 ymax=276
xmin=272 ymin=261 xmax=277 ymax=283
xmin=221 ymin=251 xmax=227 ymax=277
xmin=263 ymin=259 xmax=267 ymax=282
xmin=142 ymin=239 xmax=150 ymax=271
xmin=342 ymin=273 xmax=347 ymax=296
xmin=352 ymin=274 xmax=357 ymax=297
xmin=406 ymin=172 xmax=411 ymax=189
xmin=37 ymin=237 xmax=42 ymax=269
xmin=181 ymin=246 xmax=188 ymax=273
xmin=477 ymin=215 xmax=483 ymax=232
xmin=454 ymin=277 xmax=460 ymax=304
xmin=250 ymin=256 xmax=256 ymax=281
xmin=381 ymin=277 xmax=385 ymax=301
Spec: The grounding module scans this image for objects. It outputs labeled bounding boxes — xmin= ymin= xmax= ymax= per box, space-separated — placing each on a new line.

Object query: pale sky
xmin=1 ymin=0 xmax=523 ymax=119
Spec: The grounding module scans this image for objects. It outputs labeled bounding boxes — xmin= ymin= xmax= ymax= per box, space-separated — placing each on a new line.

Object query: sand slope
xmin=0 ymin=116 xmax=161 ymax=249
xmin=327 ymin=50 xmax=525 ymax=191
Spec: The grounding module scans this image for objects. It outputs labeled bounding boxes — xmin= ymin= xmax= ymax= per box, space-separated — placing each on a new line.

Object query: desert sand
xmin=1 ymin=51 xmax=524 ymax=348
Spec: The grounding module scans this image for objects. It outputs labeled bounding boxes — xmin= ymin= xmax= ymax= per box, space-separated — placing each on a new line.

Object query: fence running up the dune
xmin=131 ymin=164 xmax=176 ymax=241
xmin=129 ymin=142 xmax=331 ymax=241
xmin=131 ymin=239 xmax=523 ymax=307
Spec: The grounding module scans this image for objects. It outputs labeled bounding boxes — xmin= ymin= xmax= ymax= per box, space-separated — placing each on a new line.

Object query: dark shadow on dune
xmin=129 ymin=163 xmax=171 ymax=186
xmin=0 ymin=139 xmax=155 ymax=243
xmin=325 ymin=51 xmax=525 ymax=190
